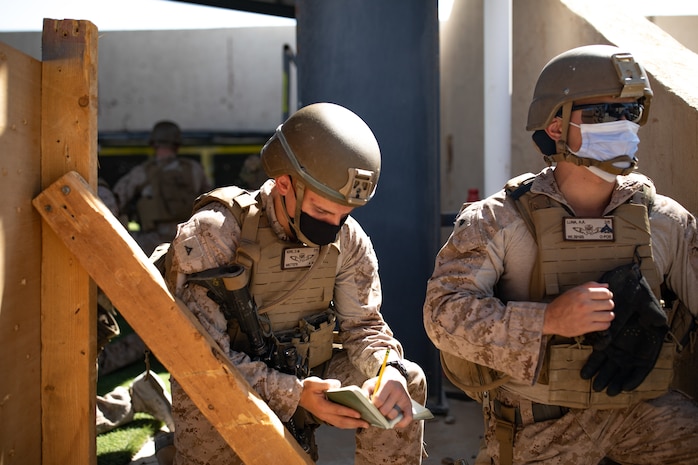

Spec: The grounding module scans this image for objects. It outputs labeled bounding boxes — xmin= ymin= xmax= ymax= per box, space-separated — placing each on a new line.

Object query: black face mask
xmin=297 ymin=212 xmax=346 ymax=246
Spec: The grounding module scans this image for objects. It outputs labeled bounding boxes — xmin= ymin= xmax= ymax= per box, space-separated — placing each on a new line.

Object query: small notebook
xmin=326 ymin=385 xmax=434 ymax=429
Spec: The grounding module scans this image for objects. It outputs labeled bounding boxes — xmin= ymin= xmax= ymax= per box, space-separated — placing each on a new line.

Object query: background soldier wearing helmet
xmin=424 ymin=45 xmax=698 ymax=465
xmin=113 ymin=120 xmax=212 ymax=256
xmin=164 ymin=102 xmax=427 ymax=465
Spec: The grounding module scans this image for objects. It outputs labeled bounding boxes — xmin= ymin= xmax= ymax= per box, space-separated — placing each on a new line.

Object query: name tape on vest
xmin=282 ymin=247 xmax=320 ymax=269
xmin=563 ymin=217 xmax=614 ymax=241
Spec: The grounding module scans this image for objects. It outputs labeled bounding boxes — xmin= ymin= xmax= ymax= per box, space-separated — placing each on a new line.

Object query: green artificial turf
xmin=96 ymin=355 xmax=169 ymax=395
xmin=97 ymin=315 xmax=171 ymax=465
xmin=97 ymin=413 xmax=163 ymax=465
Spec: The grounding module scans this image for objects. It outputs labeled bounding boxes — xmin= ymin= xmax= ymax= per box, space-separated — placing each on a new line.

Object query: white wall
xmin=0 ymin=26 xmax=296 ymax=133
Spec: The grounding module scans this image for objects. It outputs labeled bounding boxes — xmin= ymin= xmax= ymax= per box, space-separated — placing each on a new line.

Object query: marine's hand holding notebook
xmin=325 ymin=385 xmax=434 ymax=429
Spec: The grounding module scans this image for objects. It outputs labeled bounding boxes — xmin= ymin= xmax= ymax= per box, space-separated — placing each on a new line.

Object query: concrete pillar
xmin=484 ymin=0 xmax=512 ymax=196
xmin=296 ymin=0 xmax=442 ymax=401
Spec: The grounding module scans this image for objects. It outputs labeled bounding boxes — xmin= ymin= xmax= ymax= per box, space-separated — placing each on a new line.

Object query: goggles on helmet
xmin=558 ymin=102 xmax=643 ymax=124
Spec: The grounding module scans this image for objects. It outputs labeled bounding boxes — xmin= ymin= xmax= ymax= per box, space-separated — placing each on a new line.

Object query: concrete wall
xmin=651 ymin=16 xmax=698 ymax=54
xmin=0 ymin=26 xmax=296 ymax=133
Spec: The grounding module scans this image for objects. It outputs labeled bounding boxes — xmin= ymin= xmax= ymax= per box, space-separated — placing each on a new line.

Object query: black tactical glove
xmin=580 ymin=262 xmax=669 ymax=396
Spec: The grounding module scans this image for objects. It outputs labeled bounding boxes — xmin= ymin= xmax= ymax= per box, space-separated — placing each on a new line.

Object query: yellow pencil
xmin=374 ymin=348 xmax=391 ymax=395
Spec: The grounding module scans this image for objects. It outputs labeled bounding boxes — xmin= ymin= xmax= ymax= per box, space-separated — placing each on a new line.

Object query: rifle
xmin=186 ymin=265 xmax=318 ymax=459
xmin=187 ymin=265 xmax=306 ymax=377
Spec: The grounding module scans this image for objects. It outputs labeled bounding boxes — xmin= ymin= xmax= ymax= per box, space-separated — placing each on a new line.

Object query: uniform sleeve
xmin=98 ymin=184 xmax=120 ymax=218
xmin=112 ymin=164 xmax=147 ymax=214
xmin=168 ymin=203 xmax=303 ymax=421
xmin=188 ymin=159 xmax=213 ymax=194
xmin=423 ymin=196 xmax=548 ymax=384
xmin=649 ymin=195 xmax=698 ymax=316
xmin=332 ymin=217 xmax=405 ymax=378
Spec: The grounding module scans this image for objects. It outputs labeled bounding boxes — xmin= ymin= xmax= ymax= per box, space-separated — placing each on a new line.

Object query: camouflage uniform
xmin=113 ymin=156 xmax=211 ymax=255
xmin=98 ymin=177 xmax=120 ymax=218
xmin=168 ymin=180 xmax=426 ymax=465
xmin=424 ymin=167 xmax=698 ymax=465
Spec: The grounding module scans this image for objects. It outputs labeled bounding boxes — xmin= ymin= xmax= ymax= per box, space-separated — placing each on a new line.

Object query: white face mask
xmin=569 ymin=120 xmax=640 ymax=183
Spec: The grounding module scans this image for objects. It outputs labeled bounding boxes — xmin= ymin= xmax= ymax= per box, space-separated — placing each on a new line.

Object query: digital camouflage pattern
xmin=168 ymin=180 xmax=426 ymax=465
xmin=171 ymin=352 xmax=426 ymax=465
xmin=482 ymin=390 xmax=698 ymax=464
xmin=424 ymin=167 xmax=698 ymax=464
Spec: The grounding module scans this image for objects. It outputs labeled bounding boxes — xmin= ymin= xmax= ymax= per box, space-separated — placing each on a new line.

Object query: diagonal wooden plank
xmin=33 ymin=171 xmax=313 ymax=465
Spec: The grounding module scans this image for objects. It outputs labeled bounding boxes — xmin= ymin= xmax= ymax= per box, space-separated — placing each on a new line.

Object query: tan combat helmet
xmin=149 ymin=120 xmax=182 ymax=148
xmin=261 ymin=102 xmax=381 ymax=246
xmin=527 ymin=45 xmax=653 ymax=174
xmin=262 ymin=101 xmax=380 ymax=203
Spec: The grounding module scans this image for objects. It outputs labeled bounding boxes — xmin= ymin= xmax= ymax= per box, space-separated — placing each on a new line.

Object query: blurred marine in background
xmin=113 ymin=120 xmax=212 ymax=255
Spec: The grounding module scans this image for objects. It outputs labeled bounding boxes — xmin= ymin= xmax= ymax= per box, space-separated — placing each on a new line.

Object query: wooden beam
xmin=40 ymin=19 xmax=99 ymax=465
xmin=33 ymin=171 xmax=313 ymax=465
xmin=0 ymin=38 xmax=43 ymax=465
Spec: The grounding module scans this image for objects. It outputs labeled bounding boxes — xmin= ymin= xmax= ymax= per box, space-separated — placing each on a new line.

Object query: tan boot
xmin=155 ymin=431 xmax=175 ymax=465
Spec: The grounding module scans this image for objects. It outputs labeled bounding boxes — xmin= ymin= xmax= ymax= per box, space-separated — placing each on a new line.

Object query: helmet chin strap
xmin=279 ymin=179 xmax=320 ymax=247
xmin=544 ymin=150 xmax=638 ymax=175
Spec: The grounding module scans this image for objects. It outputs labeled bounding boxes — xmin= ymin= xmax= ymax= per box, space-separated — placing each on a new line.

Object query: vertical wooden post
xmin=40 ymin=19 xmax=98 ymax=465
xmin=0 ymin=37 xmax=43 ymax=465
xmin=34 ymin=172 xmax=315 ymax=465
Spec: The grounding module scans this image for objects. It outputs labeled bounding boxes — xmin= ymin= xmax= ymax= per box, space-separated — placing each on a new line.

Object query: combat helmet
xmin=261 ymin=102 xmax=381 ymax=245
xmin=527 ymin=45 xmax=653 ymax=174
xmin=149 ymin=120 xmax=182 ymax=148
xmin=262 ymin=102 xmax=380 ymax=207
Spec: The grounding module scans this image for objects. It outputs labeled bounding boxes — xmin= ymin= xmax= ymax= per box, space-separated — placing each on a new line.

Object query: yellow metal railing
xmin=98 ymin=144 xmax=265 ymax=188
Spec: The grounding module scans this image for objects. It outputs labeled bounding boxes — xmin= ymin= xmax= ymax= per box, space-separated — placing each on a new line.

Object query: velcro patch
xmin=282 ymin=247 xmax=319 ymax=269
xmin=563 ymin=217 xmax=614 ymax=241
xmin=179 ymin=235 xmax=204 ymax=261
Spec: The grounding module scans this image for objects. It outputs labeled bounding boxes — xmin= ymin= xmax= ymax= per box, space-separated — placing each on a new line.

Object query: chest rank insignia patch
xmin=563 ymin=217 xmax=614 ymax=241
xmin=282 ymin=247 xmax=319 ymax=269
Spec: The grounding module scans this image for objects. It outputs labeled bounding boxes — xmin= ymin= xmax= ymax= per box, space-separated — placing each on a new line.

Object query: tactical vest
xmin=505 ymin=172 xmax=662 ymax=300
xmin=137 ymin=158 xmax=201 ymax=232
xmin=441 ymin=173 xmax=675 ymax=409
xmin=193 ymin=187 xmax=339 ymax=370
